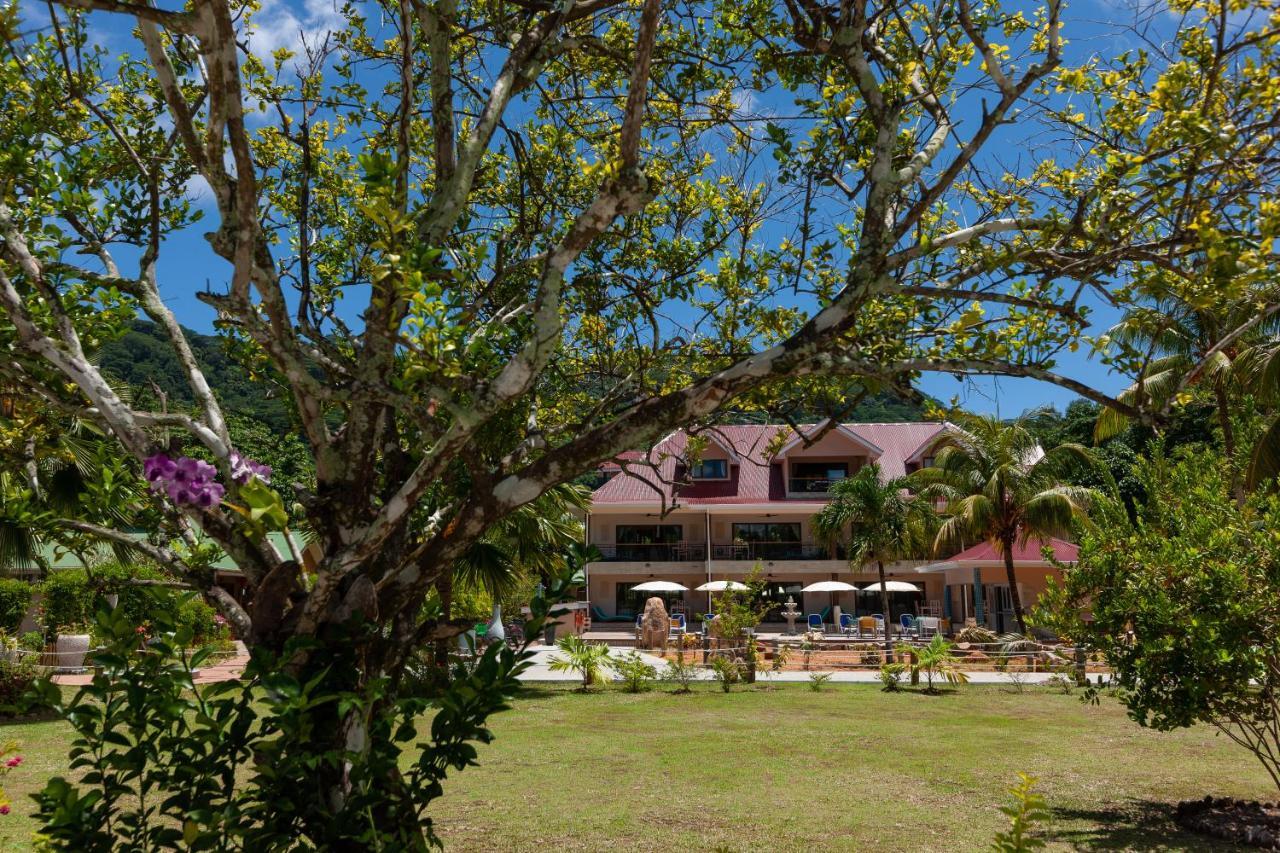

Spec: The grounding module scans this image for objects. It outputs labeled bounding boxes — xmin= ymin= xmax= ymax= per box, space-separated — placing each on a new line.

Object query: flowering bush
xmin=0 ymin=743 xmax=22 ymax=816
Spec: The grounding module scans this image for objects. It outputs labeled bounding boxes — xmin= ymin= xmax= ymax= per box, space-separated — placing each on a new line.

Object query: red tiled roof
xmin=949 ymin=537 xmax=1079 ymax=564
xmin=591 ymin=422 xmax=950 ymax=505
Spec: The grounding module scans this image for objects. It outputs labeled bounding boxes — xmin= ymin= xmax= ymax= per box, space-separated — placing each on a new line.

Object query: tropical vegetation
xmin=0 ymin=0 xmax=1278 ymax=842
xmin=913 ymin=415 xmax=1099 ymax=634
xmin=814 ymin=463 xmax=937 ymax=659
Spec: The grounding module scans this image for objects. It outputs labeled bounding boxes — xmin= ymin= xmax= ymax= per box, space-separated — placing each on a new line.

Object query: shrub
xmin=1039 ymin=446 xmax=1280 ymax=789
xmin=31 ymin=605 xmax=536 ymax=848
xmin=613 ymin=652 xmax=657 ymax=693
xmin=547 ymin=635 xmax=612 ymax=689
xmin=37 ymin=565 xmax=225 ymax=644
xmin=878 ymin=662 xmax=903 ymax=691
xmin=710 ymin=655 xmax=742 ymax=692
xmin=662 ymin=650 xmax=699 ymax=693
xmin=38 ymin=570 xmax=91 ymax=634
xmin=0 ymin=580 xmax=31 ymax=634
xmin=991 ymin=773 xmax=1049 ymax=851
xmin=0 ymin=653 xmax=47 ymax=716
xmin=896 ymin=635 xmax=970 ymax=693
xmin=808 ymin=672 xmax=832 ymax=692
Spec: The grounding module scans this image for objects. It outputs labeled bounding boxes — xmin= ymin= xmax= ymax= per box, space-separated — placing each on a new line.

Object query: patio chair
xmin=807 ymin=613 xmax=824 ymax=634
xmin=818 ymin=606 xmax=832 ymax=623
xmin=900 ymin=613 xmax=917 ymax=636
xmin=839 ymin=612 xmax=856 ymax=637
xmin=857 ymin=616 xmax=877 ymax=638
xmin=591 ymin=605 xmax=634 ymax=624
xmin=668 ymin=614 xmax=686 ymax=640
xmin=916 ymin=616 xmax=940 ymax=638
xmin=635 ymin=612 xmax=644 ymax=641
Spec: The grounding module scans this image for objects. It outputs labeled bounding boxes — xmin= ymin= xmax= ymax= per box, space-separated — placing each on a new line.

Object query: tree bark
xmin=877 ymin=558 xmax=893 ymax=663
xmin=1215 ymin=381 xmax=1245 ymax=506
xmin=1003 ymin=535 xmax=1028 ymax=635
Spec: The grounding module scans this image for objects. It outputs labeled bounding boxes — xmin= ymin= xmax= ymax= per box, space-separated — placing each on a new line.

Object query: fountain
xmin=781 ymin=595 xmax=801 ymax=635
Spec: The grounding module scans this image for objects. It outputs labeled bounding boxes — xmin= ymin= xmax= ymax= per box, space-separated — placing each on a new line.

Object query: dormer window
xmin=690 ymin=458 xmax=728 ymax=480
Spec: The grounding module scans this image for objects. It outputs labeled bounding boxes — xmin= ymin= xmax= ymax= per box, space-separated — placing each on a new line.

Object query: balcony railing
xmin=594 ymin=542 xmax=704 ymax=562
xmin=711 ymin=542 xmax=829 ymax=561
xmin=787 ymin=476 xmax=845 ymax=494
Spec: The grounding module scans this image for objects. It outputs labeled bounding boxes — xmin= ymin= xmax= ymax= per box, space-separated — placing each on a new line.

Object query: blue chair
xmin=669 ymin=613 xmax=687 ymax=640
xmin=839 ymin=612 xmax=856 ymax=637
xmin=807 ymin=613 xmax=824 ymax=633
xmin=900 ymin=613 xmax=916 ymax=635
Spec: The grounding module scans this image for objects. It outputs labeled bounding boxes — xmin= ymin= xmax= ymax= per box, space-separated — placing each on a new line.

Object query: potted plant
xmin=54 ymin=623 xmax=92 ymax=670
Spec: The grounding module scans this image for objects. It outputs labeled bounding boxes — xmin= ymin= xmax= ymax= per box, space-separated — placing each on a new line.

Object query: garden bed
xmin=1176 ymin=796 xmax=1280 ymax=848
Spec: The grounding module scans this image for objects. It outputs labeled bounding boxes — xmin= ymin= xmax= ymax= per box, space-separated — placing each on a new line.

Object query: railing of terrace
xmin=593 ymin=542 xmax=705 ymax=561
xmin=787 ymin=476 xmax=843 ymax=494
xmin=710 ymin=543 xmax=829 ymax=561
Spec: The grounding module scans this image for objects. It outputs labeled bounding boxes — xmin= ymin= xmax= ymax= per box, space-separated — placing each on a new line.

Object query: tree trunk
xmin=1215 ymin=381 xmax=1245 ymax=506
xmin=433 ymin=572 xmax=453 ymax=669
xmin=1003 ymin=537 xmax=1028 ymax=635
xmin=877 ymin=558 xmax=893 ymax=663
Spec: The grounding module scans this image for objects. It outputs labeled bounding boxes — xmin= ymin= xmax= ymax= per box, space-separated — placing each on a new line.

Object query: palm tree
xmin=548 ymin=635 xmax=612 ymax=690
xmin=433 ymin=483 xmax=590 ymax=665
xmin=912 ymin=415 xmax=1098 ymax=635
xmin=1095 ymin=295 xmax=1280 ymax=500
xmin=813 ymin=463 xmax=938 ymax=661
xmin=895 ymin=634 xmax=969 ymax=693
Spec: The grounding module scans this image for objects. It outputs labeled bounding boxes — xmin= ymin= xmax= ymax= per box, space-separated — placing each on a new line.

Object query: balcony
xmin=787 ymin=476 xmax=844 ymax=494
xmin=711 ymin=542 xmax=829 ymax=561
xmin=593 ymin=542 xmax=705 ymax=562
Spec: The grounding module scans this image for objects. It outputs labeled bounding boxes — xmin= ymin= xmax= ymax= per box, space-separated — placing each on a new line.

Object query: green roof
xmin=3 ymin=531 xmax=299 ymax=575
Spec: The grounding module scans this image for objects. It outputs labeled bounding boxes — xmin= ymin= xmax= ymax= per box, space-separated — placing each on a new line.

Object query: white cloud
xmin=243 ymin=0 xmax=346 ymax=61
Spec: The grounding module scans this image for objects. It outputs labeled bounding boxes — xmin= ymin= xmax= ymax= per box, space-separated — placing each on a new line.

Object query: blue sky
xmin=62 ymin=0 xmax=1152 ymax=418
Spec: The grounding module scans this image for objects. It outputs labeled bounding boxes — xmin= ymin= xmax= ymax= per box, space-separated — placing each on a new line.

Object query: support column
xmin=942 ymin=585 xmax=952 ymax=620
xmin=972 ymin=567 xmax=985 ymax=626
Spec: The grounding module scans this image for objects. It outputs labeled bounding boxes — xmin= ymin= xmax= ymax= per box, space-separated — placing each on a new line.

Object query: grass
xmin=0 ymin=683 xmax=1268 ymax=850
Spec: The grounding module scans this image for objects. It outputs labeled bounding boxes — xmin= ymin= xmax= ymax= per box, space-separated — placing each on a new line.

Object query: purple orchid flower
xmin=145 ymin=452 xmax=227 ymax=510
xmin=229 ymin=450 xmax=272 ymax=485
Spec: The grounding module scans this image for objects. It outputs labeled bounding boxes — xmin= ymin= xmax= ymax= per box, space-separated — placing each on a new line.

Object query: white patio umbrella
xmin=800 ymin=581 xmax=859 ymax=623
xmin=861 ymin=581 xmax=921 ymax=632
xmin=695 ymin=580 xmax=749 ymax=592
xmin=861 ymin=580 xmax=920 ymax=592
xmin=631 ymin=580 xmax=689 ymax=592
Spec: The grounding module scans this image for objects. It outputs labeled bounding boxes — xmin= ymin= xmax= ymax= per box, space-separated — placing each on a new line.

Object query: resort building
xmin=584 ymin=422 xmax=1077 ymax=633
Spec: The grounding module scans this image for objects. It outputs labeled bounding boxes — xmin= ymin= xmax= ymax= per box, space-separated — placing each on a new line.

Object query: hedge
xmin=0 ymin=579 xmax=31 ymax=634
xmin=38 ymin=564 xmax=222 ymax=642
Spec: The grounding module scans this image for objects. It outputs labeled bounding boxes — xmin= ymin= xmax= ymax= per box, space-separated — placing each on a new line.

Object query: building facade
xmin=584 ymin=421 xmax=1076 ymax=631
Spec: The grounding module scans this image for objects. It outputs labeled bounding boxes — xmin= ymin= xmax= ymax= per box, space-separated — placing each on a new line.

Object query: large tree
xmin=1 ymin=0 xmax=1276 ymax=841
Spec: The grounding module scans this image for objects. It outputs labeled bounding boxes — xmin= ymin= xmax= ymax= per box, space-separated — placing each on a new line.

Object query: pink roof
xmin=591 ymin=422 xmax=950 ymax=505
xmin=949 ymin=537 xmax=1079 ymax=565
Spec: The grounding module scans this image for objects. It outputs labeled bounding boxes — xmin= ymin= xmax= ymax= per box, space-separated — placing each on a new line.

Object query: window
xmin=732 ymin=522 xmax=801 ymax=543
xmin=792 ymin=461 xmax=848 ymax=480
xmin=689 ymin=458 xmax=728 ymax=479
xmin=616 ymin=524 xmax=682 ymax=544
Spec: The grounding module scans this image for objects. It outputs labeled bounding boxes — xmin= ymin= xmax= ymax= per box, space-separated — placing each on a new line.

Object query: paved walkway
xmin=518 ymin=647 xmax=1070 ymax=684
xmin=50 ymin=648 xmax=1080 ymax=687
xmin=52 ymin=654 xmax=250 ymax=687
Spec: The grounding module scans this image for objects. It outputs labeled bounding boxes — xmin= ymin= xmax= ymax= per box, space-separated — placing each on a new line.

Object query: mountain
xmin=99 ymin=322 xmax=930 ymax=431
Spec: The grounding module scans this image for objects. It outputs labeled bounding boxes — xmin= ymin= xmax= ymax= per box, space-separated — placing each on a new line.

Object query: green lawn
xmin=0 ymin=683 xmax=1267 ymax=850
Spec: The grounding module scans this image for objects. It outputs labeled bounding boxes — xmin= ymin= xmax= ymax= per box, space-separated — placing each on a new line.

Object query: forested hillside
xmin=97 ymin=321 xmax=291 ymax=431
